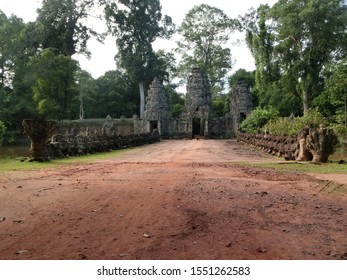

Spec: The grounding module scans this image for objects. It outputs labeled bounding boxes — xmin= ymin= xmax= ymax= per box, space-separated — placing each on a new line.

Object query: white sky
xmin=0 ymin=0 xmax=278 ymax=78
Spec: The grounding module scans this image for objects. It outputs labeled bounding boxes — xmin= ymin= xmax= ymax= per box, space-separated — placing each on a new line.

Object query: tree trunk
xmin=79 ymin=93 xmax=84 ymax=120
xmin=344 ymin=95 xmax=346 ymax=127
xmin=303 ymin=88 xmax=309 ymax=115
xmin=139 ymin=81 xmax=145 ymax=119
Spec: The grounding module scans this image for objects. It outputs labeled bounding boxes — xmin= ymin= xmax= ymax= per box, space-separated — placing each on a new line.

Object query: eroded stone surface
xmin=230 ymin=80 xmax=253 ymax=132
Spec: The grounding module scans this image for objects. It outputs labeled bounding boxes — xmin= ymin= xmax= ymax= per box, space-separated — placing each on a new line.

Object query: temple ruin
xmin=143 ymin=78 xmax=170 ymax=135
xmin=185 ymin=68 xmax=212 ymax=137
xmin=230 ymin=80 xmax=253 ymax=133
xmin=22 ymin=68 xmax=338 ymax=164
xmin=23 ymin=68 xmax=255 ymax=160
xmin=136 ymin=68 xmax=252 ymax=138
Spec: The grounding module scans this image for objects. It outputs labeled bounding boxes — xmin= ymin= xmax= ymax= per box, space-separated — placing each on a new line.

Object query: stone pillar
xmin=22 ymin=119 xmax=56 ymax=162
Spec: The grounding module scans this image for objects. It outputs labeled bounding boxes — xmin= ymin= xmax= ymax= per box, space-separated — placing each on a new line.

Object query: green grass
xmin=0 ymin=148 xmax=137 ymax=172
xmin=231 ymin=161 xmax=347 ymax=174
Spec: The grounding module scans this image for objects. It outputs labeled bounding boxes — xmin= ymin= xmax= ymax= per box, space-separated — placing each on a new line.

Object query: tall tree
xmin=30 ymin=49 xmax=78 ymax=119
xmin=0 ymin=12 xmax=37 ymax=141
xmin=75 ymin=70 xmax=96 ymax=119
xmin=104 ymin=0 xmax=174 ymax=119
xmin=243 ymin=0 xmax=346 ymax=116
xmin=176 ymin=4 xmax=240 ymax=93
xmin=35 ymin=0 xmax=101 ymax=56
xmin=93 ymin=70 xmax=138 ymax=118
xmin=242 ymin=5 xmax=283 ymax=111
xmin=270 ymin=0 xmax=347 ymax=114
xmin=323 ymin=59 xmax=347 ymax=126
xmin=0 ymin=12 xmax=26 ymax=87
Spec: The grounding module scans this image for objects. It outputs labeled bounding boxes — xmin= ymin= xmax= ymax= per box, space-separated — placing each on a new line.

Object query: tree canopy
xmin=104 ymin=0 xmax=175 ymax=118
xmin=176 ymin=4 xmax=240 ymax=94
xmin=0 ymin=0 xmax=346 ymax=146
xmin=35 ymin=0 xmax=101 ymax=56
xmin=243 ymin=0 xmax=347 ymax=116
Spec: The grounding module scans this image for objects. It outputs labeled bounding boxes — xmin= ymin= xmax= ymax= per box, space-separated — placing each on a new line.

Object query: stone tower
xmin=230 ymin=80 xmax=253 ymax=133
xmin=144 ymin=78 xmax=169 ymax=135
xmin=186 ymin=68 xmax=212 ymax=138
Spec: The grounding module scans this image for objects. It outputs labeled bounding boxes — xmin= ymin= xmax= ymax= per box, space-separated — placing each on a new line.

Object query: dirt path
xmin=0 ymin=139 xmax=346 ymax=260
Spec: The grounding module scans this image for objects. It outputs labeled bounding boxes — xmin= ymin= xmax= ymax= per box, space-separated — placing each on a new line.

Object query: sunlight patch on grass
xmin=0 ymin=148 xmax=136 ymax=172
xmin=231 ymin=161 xmax=347 ymax=174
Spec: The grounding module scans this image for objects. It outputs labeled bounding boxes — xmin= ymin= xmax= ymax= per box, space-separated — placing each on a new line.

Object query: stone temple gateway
xmin=135 ymin=68 xmax=253 ymax=138
xmin=22 ymin=68 xmax=253 ymax=161
xmin=186 ymin=68 xmax=212 ymax=138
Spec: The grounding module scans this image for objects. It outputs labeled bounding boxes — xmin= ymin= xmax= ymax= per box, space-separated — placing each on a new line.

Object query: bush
xmin=0 ymin=120 xmax=7 ymax=146
xmin=265 ymin=110 xmax=327 ymax=136
xmin=240 ymin=107 xmax=280 ymax=133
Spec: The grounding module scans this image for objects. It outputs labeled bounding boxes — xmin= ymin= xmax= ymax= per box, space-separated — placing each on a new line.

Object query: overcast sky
xmin=0 ymin=0 xmax=278 ymax=78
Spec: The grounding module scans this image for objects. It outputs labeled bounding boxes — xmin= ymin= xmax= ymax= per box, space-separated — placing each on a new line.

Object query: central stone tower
xmin=186 ymin=68 xmax=212 ymax=138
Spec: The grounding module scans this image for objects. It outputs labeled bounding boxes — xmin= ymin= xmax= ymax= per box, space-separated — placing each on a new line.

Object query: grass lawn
xmin=0 ymin=148 xmax=136 ymax=172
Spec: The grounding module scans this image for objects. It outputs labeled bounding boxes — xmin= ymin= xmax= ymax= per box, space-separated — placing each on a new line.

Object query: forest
xmin=0 ymin=0 xmax=346 ymax=146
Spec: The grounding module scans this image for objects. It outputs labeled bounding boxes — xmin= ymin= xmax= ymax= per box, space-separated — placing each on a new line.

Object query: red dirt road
xmin=0 ymin=139 xmax=346 ymax=260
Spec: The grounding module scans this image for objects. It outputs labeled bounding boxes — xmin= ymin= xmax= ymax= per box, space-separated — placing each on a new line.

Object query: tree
xmin=176 ymin=4 xmax=240 ymax=93
xmin=93 ymin=70 xmax=138 ymax=118
xmin=104 ymin=0 xmax=175 ymax=119
xmin=242 ymin=0 xmax=346 ymax=116
xmin=35 ymin=0 xmax=101 ymax=56
xmin=270 ymin=0 xmax=346 ymax=114
xmin=323 ymin=59 xmax=347 ymax=126
xmin=240 ymin=107 xmax=280 ymax=133
xmin=229 ymin=69 xmax=256 ymax=90
xmin=30 ymin=49 xmax=78 ymax=119
xmin=242 ymin=5 xmax=281 ymax=111
xmin=0 ymin=12 xmax=37 ymax=142
xmin=75 ymin=70 xmax=96 ymax=119
xmin=0 ymin=12 xmax=26 ymax=87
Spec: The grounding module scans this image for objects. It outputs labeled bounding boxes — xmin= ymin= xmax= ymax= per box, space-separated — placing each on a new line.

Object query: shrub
xmin=240 ymin=107 xmax=280 ymax=133
xmin=265 ymin=109 xmax=327 ymax=136
xmin=266 ymin=117 xmax=297 ymax=136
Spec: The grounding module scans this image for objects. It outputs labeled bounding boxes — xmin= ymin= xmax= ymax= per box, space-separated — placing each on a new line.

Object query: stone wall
xmin=55 ymin=117 xmax=134 ymax=137
xmin=209 ymin=116 xmax=234 ymax=138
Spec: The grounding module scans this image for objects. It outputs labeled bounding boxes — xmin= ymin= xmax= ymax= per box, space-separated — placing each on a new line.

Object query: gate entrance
xmin=192 ymin=118 xmax=204 ymax=138
xmin=150 ymin=121 xmax=158 ymax=133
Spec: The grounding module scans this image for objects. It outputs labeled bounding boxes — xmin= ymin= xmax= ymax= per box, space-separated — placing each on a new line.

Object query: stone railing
xmin=237 ymin=132 xmax=297 ymax=160
xmin=46 ymin=132 xmax=160 ymax=159
xmin=23 ymin=115 xmax=162 ymax=161
xmin=237 ymin=126 xmax=338 ymax=163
